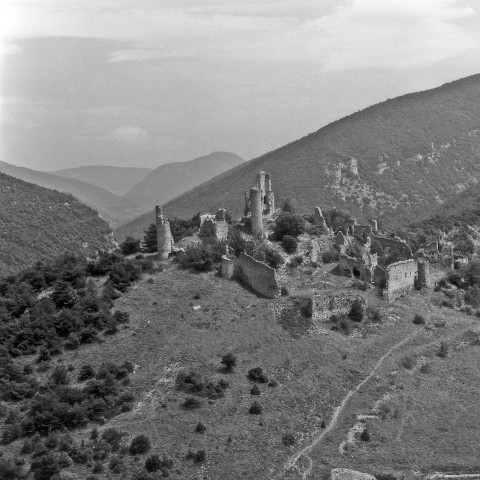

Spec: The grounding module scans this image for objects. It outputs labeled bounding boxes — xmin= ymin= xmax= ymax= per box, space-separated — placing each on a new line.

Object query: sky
xmin=1 ymin=0 xmax=480 ymax=171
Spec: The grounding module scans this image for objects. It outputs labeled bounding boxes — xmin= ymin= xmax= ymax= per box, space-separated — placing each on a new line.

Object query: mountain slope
xmin=0 ymin=160 xmax=126 ymax=226
xmin=52 ymin=165 xmax=153 ymax=195
xmin=120 ymin=152 xmax=245 ymax=218
xmin=116 ymin=74 xmax=480 ymax=240
xmin=0 ymin=172 xmax=113 ymax=275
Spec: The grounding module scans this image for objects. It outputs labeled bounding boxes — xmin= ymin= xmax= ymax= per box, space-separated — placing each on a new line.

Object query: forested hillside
xmin=0 ymin=172 xmax=113 ymax=275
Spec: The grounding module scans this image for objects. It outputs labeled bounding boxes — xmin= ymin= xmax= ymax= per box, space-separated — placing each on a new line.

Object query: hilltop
xmin=116 ymin=74 xmax=480 ymax=240
xmin=0 ymin=160 xmax=127 ymax=227
xmin=0 ymin=172 xmax=113 ymax=275
xmin=52 ymin=165 xmax=153 ymax=196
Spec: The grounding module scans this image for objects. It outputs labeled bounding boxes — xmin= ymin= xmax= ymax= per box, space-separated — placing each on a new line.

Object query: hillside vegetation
xmin=0 ymin=172 xmax=113 ymax=275
xmin=52 ymin=166 xmax=153 ymax=196
xmin=116 ymin=74 xmax=480 ymax=239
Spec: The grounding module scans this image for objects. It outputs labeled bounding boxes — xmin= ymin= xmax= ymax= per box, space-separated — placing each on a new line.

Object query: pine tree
xmin=143 ymin=224 xmax=157 ymax=253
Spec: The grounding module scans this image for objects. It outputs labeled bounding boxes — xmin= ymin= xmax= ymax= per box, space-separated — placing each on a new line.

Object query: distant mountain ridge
xmin=120 ymin=152 xmax=245 ymax=219
xmin=52 ymin=165 xmax=153 ymax=196
xmin=0 ymin=172 xmax=113 ymax=276
xmin=115 ymin=73 xmax=480 ymax=240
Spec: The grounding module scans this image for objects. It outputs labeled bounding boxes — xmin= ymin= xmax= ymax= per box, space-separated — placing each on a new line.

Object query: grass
xmin=4 ymin=260 xmax=480 ymax=479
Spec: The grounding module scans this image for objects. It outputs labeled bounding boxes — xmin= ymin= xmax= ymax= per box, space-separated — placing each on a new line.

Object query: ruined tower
xmin=417 ymin=259 xmax=431 ymax=289
xmin=249 ymin=186 xmax=263 ymax=238
xmin=156 ymin=206 xmax=174 ymax=260
xmin=256 ymin=171 xmax=275 ymax=215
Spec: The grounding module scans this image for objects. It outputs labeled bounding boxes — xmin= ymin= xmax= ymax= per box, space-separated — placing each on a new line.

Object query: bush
xmin=145 ymin=455 xmax=162 ymax=473
xmin=221 ymin=353 xmax=237 ymax=372
xmin=282 ymin=236 xmax=298 ymax=254
xmin=247 ymin=367 xmax=268 ymax=383
xmin=413 ymin=314 xmax=425 ymax=325
xmin=401 ymin=356 xmax=416 ymax=370
xmin=181 ymin=397 xmax=202 ymax=410
xmin=360 ymin=428 xmax=371 ymax=441
xmin=321 ymin=249 xmax=339 ymax=263
xmin=120 ymin=237 xmax=141 ymax=256
xmin=437 ymin=341 xmax=450 ymax=358
xmin=78 ymin=365 xmax=95 ymax=382
xmin=288 ymin=255 xmax=303 ymax=268
xmin=366 ymin=306 xmax=382 ymax=323
xmin=282 ymin=433 xmax=295 ymax=446
xmin=129 ymin=434 xmax=151 ymax=455
xmin=178 ymin=244 xmax=223 ymax=271
xmin=0 ymin=455 xmax=23 ymax=480
xmin=31 ymin=454 xmax=62 ymax=480
xmin=250 ymin=384 xmax=260 ymax=396
xmin=108 ymin=456 xmax=123 ymax=474
xmin=264 ymin=248 xmax=284 ymax=270
xmin=193 ymin=450 xmax=206 ymax=464
xmin=273 ymin=213 xmax=305 ymax=240
xmin=349 ymin=298 xmax=364 ymax=322
xmin=195 ymin=421 xmax=206 ymax=433
xmin=249 ymin=402 xmax=262 ymax=415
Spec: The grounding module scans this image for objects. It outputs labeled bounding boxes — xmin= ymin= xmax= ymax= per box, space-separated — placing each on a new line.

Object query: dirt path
xmin=276 ymin=332 xmax=421 ymax=480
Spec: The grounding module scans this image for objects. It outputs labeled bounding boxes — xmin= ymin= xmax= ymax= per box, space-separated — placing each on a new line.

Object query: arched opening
xmin=353 ymin=267 xmax=361 ymax=279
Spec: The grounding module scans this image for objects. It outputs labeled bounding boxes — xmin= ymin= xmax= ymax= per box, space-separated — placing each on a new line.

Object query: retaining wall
xmin=311 ymin=293 xmax=365 ymax=322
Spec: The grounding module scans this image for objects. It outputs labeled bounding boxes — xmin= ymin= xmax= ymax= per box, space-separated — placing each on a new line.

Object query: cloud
xmin=2 ymin=0 xmax=479 ymax=71
xmin=102 ymin=126 xmax=150 ymax=146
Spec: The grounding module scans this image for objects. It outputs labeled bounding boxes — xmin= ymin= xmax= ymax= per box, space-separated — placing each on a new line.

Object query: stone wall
xmin=372 ymin=234 xmax=412 ymax=259
xmin=221 ymin=255 xmax=237 ymax=279
xmin=338 ymin=252 xmax=378 ymax=283
xmin=382 ymin=259 xmax=417 ymax=301
xmin=237 ymin=252 xmax=280 ymax=298
xmin=311 ymin=293 xmax=365 ymax=322
xmin=331 ymin=469 xmax=375 ymax=480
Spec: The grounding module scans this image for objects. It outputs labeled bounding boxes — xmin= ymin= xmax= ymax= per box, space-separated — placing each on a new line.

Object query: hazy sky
xmin=1 ymin=0 xmax=480 ymax=171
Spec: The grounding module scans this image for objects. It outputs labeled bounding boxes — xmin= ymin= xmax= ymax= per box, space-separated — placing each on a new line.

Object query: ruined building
xmin=156 ymin=206 xmax=174 ymax=260
xmin=244 ymin=171 xmax=275 ymax=238
xmin=198 ymin=208 xmax=229 ymax=243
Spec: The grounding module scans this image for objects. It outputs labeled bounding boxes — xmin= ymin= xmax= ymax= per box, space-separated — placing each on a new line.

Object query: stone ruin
xmin=198 ymin=208 xmax=229 ymax=243
xmin=244 ymin=171 xmax=275 ymax=238
xmin=313 ymin=206 xmax=331 ymax=235
xmin=156 ymin=206 xmax=174 ymax=260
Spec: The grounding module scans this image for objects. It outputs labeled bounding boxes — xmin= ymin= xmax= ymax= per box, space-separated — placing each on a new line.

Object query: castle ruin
xmin=156 ymin=206 xmax=174 ymax=260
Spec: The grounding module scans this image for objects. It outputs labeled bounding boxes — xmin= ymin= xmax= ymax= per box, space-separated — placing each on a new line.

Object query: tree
xmin=221 ymin=353 xmax=237 ymax=372
xmin=120 ymin=237 xmax=141 ymax=256
xmin=143 ymin=224 xmax=157 ymax=253
xmin=282 ymin=235 xmax=298 ymax=254
xmin=129 ymin=434 xmax=151 ymax=455
xmin=273 ymin=213 xmax=305 ymax=240
xmin=349 ymin=298 xmax=364 ymax=322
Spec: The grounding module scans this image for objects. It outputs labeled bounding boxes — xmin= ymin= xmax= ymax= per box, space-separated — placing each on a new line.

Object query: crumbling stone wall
xmin=221 ymin=255 xmax=237 ymax=279
xmin=237 ymin=252 xmax=280 ymax=298
xmin=372 ymin=234 xmax=412 ymax=259
xmin=199 ymin=209 xmax=229 ymax=242
xmin=335 ymin=231 xmax=347 ymax=248
xmin=338 ymin=252 xmax=378 ymax=283
xmin=382 ymin=259 xmax=417 ymax=301
xmin=156 ymin=206 xmax=174 ymax=260
xmin=417 ymin=259 xmax=431 ymax=289
xmin=311 ymin=293 xmax=365 ymax=322
xmin=353 ymin=224 xmax=373 ymax=240
xmin=331 ymin=468 xmax=375 ymax=480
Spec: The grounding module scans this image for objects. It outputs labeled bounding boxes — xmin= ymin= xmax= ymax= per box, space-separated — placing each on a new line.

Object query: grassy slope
xmin=0 ymin=172 xmax=112 ymax=275
xmin=116 ymin=74 xmax=480 ymax=241
xmin=18 ymin=260 xmax=480 ymax=479
xmin=51 ymin=166 xmax=153 ymax=196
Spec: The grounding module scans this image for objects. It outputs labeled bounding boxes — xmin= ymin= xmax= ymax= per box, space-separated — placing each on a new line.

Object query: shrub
xmin=92 ymin=461 xmax=104 ymax=474
xmin=282 ymin=433 xmax=296 ymax=446
xmin=289 ymin=255 xmax=303 ymax=268
xmin=50 ymin=366 xmax=69 ymax=385
xmin=0 ymin=455 xmax=23 ymax=480
xmin=348 ymin=298 xmax=364 ymax=322
xmin=273 ymin=213 xmax=305 ymax=240
xmin=401 ymin=356 xmax=416 ymax=370
xmin=108 ymin=455 xmax=123 ymax=474
xmin=31 ymin=454 xmax=62 ymax=480
xmin=321 ymin=249 xmax=339 ymax=263
xmin=413 ymin=314 xmax=425 ymax=325
xmin=264 ymin=248 xmax=284 ymax=270
xmin=64 ymin=334 xmax=80 ymax=351
xmin=247 ymin=367 xmax=268 ymax=383
xmin=366 ymin=306 xmax=382 ymax=323
xmin=178 ymin=244 xmax=223 ymax=271
xmin=249 ymin=402 xmax=262 ymax=415
xmin=221 ymin=353 xmax=237 ymax=372
xmin=101 ymin=429 xmax=125 ymax=452
xmin=182 ymin=397 xmax=202 ymax=410
xmin=145 ymin=455 xmax=162 ymax=473
xmin=120 ymin=237 xmax=141 ymax=256
xmin=437 ymin=341 xmax=450 ymax=358
xmin=419 ymin=363 xmax=432 ymax=374
xmin=193 ymin=450 xmax=206 ymax=464
xmin=129 ymin=435 xmax=151 ymax=455
xmin=250 ymin=384 xmax=260 ymax=396
xmin=282 ymin=235 xmax=298 ymax=254
xmin=360 ymin=428 xmax=371 ymax=441
xmin=78 ymin=365 xmax=95 ymax=382
xmin=195 ymin=421 xmax=206 ymax=433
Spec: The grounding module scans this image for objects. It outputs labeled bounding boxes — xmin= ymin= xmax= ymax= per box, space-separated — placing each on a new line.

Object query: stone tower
xmin=417 ymin=259 xmax=430 ymax=289
xmin=255 ymin=171 xmax=275 ymax=215
xmin=156 ymin=206 xmax=174 ymax=260
xmin=249 ymin=187 xmax=263 ymax=238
